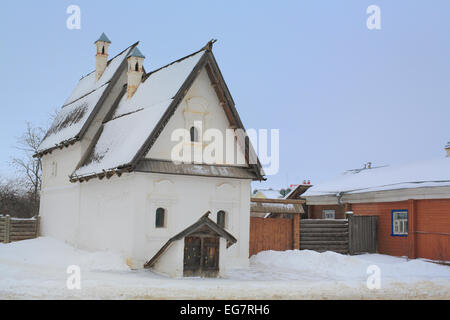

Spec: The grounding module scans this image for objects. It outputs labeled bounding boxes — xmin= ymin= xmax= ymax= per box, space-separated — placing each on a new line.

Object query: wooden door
xmin=202 ymin=237 xmax=220 ymax=277
xmin=183 ymin=236 xmax=220 ymax=277
xmin=184 ymin=237 xmax=202 ymax=277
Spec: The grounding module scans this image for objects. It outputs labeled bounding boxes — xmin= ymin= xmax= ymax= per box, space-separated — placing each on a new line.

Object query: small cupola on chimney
xmin=127 ymin=47 xmax=145 ymax=99
xmin=94 ymin=33 xmax=111 ymax=81
xmin=446 ymin=142 xmax=450 ymax=157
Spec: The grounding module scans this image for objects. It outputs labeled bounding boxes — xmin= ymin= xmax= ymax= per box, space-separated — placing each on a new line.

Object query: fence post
xmin=373 ymin=216 xmax=378 ymax=253
xmin=35 ymin=215 xmax=41 ymax=238
xmin=4 ymin=215 xmax=10 ymax=244
xmin=293 ymin=214 xmax=300 ymax=250
xmin=348 ymin=215 xmax=353 ymax=255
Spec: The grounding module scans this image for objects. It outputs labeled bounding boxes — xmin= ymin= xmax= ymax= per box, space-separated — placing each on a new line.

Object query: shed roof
xmin=250 ymin=198 xmax=305 ymax=215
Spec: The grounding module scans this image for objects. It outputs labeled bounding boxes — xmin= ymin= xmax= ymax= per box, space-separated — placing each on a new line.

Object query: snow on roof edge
xmin=303 ymin=157 xmax=450 ymax=197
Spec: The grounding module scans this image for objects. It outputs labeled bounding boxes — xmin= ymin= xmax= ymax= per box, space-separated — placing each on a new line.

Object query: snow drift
xmin=0 ymin=237 xmax=129 ymax=272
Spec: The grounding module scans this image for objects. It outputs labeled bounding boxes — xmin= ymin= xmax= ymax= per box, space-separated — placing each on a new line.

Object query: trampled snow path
xmin=0 ymin=238 xmax=449 ymax=300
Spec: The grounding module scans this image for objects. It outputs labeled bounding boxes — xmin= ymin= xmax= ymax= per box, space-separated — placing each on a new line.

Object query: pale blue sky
xmin=0 ymin=1 xmax=449 ymax=189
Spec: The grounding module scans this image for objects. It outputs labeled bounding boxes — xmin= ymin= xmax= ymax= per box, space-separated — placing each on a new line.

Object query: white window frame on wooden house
xmin=392 ymin=210 xmax=408 ymax=236
xmin=322 ymin=209 xmax=335 ymax=220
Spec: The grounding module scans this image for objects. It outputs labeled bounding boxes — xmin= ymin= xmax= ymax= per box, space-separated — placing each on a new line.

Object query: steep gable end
xmin=71 ymin=43 xmax=265 ymax=182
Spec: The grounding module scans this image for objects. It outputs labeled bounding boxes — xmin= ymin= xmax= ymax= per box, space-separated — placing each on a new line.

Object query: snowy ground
xmin=0 ymin=237 xmax=449 ymax=300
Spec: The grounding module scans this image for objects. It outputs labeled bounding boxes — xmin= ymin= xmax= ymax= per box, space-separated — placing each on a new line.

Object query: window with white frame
xmin=322 ymin=210 xmax=335 ymax=219
xmin=392 ymin=210 xmax=408 ymax=236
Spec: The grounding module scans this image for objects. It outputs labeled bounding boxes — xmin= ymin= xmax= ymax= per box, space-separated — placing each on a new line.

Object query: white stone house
xmin=36 ymin=34 xmax=265 ymax=277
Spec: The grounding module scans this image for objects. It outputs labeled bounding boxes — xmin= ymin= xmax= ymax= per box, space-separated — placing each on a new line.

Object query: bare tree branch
xmin=10 ymin=122 xmax=45 ymax=216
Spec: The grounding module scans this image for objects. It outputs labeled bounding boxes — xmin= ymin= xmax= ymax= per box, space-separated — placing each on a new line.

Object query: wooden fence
xmin=249 ymin=217 xmax=294 ymax=257
xmin=0 ymin=216 xmax=40 ymax=243
xmin=300 ymin=219 xmax=349 ymax=254
xmin=299 ymin=216 xmax=378 ymax=255
xmin=348 ymin=215 xmax=378 ymax=255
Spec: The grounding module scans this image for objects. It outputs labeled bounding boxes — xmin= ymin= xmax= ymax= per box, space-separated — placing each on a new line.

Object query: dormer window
xmin=190 ymin=126 xmax=199 ymax=142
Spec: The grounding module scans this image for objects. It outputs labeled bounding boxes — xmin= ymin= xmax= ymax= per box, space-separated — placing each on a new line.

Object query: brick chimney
xmin=446 ymin=142 xmax=450 ymax=157
xmin=94 ymin=33 xmax=111 ymax=81
xmin=127 ymin=47 xmax=145 ymax=99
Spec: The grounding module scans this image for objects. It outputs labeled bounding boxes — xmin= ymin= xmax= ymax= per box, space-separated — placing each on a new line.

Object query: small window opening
xmin=102 ymin=46 xmax=105 ymax=54
xmin=190 ymin=126 xmax=199 ymax=142
xmin=155 ymin=208 xmax=166 ymax=228
xmin=135 ymin=62 xmax=139 ymax=71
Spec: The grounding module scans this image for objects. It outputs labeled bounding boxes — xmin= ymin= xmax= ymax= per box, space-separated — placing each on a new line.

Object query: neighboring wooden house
xmin=36 ymin=34 xmax=265 ymax=277
xmin=302 ymin=146 xmax=450 ymax=261
xmin=253 ymin=188 xmax=283 ymax=199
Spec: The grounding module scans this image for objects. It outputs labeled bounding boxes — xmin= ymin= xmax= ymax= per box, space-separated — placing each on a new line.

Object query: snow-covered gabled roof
xmin=302 ymin=157 xmax=450 ymax=197
xmin=37 ymin=43 xmax=138 ymax=154
xmin=74 ymin=50 xmax=205 ymax=177
xmin=255 ymin=189 xmax=283 ymax=199
xmin=71 ymin=42 xmax=265 ymax=182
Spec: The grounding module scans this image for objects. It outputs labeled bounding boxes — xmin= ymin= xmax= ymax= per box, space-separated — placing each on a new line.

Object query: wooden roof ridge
xmin=144 ymin=211 xmax=237 ymax=269
xmin=141 ymin=40 xmax=215 ymax=83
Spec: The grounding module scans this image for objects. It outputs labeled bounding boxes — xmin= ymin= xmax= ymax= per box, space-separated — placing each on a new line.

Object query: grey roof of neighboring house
xmin=303 ymin=157 xmax=450 ymax=197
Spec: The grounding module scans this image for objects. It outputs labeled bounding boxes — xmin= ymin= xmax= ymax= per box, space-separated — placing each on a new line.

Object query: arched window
xmin=155 ymin=208 xmax=166 ymax=228
xmin=135 ymin=62 xmax=139 ymax=72
xmin=190 ymin=126 xmax=198 ymax=142
xmin=217 ymin=210 xmax=226 ymax=228
xmin=102 ymin=46 xmax=105 ymax=54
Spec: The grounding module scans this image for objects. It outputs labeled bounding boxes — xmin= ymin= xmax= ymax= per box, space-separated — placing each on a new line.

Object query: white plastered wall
xmin=39 ymin=64 xmax=252 ymax=277
xmin=146 ymin=67 xmax=247 ymax=167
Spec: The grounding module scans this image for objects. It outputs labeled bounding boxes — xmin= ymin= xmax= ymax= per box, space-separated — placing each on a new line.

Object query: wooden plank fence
xmin=249 ymin=217 xmax=293 ymax=257
xmin=0 ymin=216 xmax=40 ymax=244
xmin=300 ymin=219 xmax=349 ymax=254
xmin=348 ymin=215 xmax=378 ymax=255
xmin=299 ymin=216 xmax=378 ymax=255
